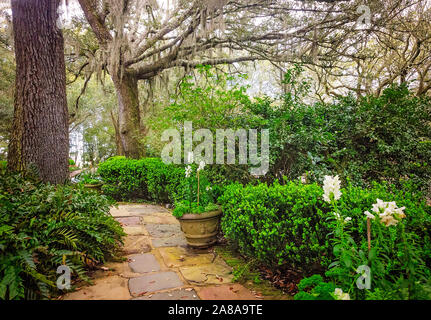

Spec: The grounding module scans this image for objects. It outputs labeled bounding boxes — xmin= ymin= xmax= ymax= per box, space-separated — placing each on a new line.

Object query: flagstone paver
xmin=63 ymin=203 xmax=261 ymax=301
xmin=115 ymin=216 xmax=142 ymax=226
xmin=63 ymin=276 xmax=131 ymax=300
xmin=158 ymin=247 xmax=214 ymax=268
xmin=133 ymin=289 xmax=200 ymax=300
xmin=151 ymin=235 xmax=188 ymax=248
xmin=145 ymin=223 xmax=182 ymax=237
xmin=123 ymin=225 xmax=149 ymax=236
xmin=123 ymin=235 xmax=152 ymax=254
xmin=128 ymin=254 xmax=161 ymax=273
xmin=126 ymin=205 xmax=170 ymax=215
xmin=196 ymin=284 xmax=258 ymax=300
xmin=142 ymin=215 xmax=179 ymax=225
xmin=129 ymin=272 xmax=184 ymax=296
xmin=179 ymin=260 xmax=234 ymax=285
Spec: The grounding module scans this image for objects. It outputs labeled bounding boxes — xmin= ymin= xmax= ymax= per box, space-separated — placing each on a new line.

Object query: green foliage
xmin=219 ymin=180 xmax=333 ymax=271
xmin=219 ymin=179 xmax=431 ymax=281
xmin=248 ymin=78 xmax=431 ymax=192
xmin=172 ymin=163 xmax=218 ymax=218
xmin=323 ymin=185 xmax=431 ymax=300
xmin=0 ymin=38 xmax=15 ymax=159
xmin=150 ymin=65 xmax=251 ymax=136
xmin=69 ymin=159 xmax=76 ymax=166
xmin=294 ymin=275 xmax=336 ymax=300
xmin=98 ymin=156 xmax=185 ymax=203
xmin=0 ymin=161 xmax=6 ymax=172
xmin=147 ymin=66 xmax=258 ymax=183
xmin=172 ymin=201 xmax=219 ymax=218
xmin=74 ymin=171 xmax=102 ymax=185
xmin=0 ymin=172 xmax=125 ymax=300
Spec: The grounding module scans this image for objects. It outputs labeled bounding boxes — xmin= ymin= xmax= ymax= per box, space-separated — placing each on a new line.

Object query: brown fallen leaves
xmin=259 ymin=266 xmax=302 ymax=295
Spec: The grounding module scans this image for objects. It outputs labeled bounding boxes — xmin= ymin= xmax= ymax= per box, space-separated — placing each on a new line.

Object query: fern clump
xmin=0 ymin=172 xmax=125 ymax=300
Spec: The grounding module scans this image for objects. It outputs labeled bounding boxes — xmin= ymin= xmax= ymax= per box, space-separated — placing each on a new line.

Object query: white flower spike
xmin=323 ymin=175 xmax=342 ymax=203
xmin=185 ymin=165 xmax=192 ymax=178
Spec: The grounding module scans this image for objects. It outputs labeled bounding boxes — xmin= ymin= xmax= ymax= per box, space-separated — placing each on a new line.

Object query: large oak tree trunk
xmin=112 ymin=72 xmax=144 ymax=159
xmin=8 ymin=0 xmax=69 ymax=184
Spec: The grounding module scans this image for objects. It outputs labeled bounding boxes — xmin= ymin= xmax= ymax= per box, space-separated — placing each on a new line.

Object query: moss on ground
xmin=215 ymin=245 xmax=292 ymax=300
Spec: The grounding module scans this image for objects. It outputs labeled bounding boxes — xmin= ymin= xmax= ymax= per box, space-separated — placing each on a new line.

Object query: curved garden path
xmin=63 ymin=204 xmax=264 ymax=300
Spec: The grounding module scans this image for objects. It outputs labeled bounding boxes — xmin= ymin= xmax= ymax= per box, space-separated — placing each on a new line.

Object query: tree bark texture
xmin=112 ymin=72 xmax=144 ymax=159
xmin=8 ymin=0 xmax=69 ymax=184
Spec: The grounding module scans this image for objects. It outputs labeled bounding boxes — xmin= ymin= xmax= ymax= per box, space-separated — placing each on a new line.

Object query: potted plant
xmin=173 ymin=153 xmax=221 ymax=248
xmin=78 ymin=172 xmax=104 ymax=191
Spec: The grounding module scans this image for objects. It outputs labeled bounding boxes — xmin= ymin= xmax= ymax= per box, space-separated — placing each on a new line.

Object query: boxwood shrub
xmin=98 ymin=156 xmax=185 ymax=203
xmin=219 ymin=180 xmax=431 ymax=273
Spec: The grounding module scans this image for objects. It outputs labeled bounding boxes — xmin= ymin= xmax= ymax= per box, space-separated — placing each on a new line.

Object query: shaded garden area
xmin=1 ymin=0 xmax=431 ymax=301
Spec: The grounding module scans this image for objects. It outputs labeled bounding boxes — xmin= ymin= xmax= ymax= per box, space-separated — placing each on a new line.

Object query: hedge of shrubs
xmin=98 ymin=156 xmax=186 ymax=203
xmin=218 ymin=180 xmax=431 ymax=277
xmin=98 ymin=156 xmax=232 ymax=203
xmin=0 ymin=171 xmax=125 ymax=300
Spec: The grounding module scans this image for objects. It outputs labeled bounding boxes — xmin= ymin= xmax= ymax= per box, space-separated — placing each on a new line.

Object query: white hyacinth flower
xmin=344 ymin=217 xmax=352 ymax=223
xmin=185 ymin=165 xmax=192 ymax=178
xmin=323 ymin=175 xmax=342 ymax=203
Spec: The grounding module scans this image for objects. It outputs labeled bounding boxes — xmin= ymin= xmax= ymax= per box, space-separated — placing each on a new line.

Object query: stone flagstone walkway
xmin=63 ymin=204 xmax=260 ymax=300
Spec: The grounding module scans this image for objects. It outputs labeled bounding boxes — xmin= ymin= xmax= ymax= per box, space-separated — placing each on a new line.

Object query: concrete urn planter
xmin=177 ymin=209 xmax=222 ymax=248
xmin=84 ymin=183 xmax=103 ymax=191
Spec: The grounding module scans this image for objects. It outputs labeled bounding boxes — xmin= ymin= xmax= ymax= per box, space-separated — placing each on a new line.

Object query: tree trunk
xmin=8 ymin=0 xmax=69 ymax=184
xmin=110 ymin=109 xmax=125 ymax=156
xmin=112 ymin=72 xmax=144 ymax=159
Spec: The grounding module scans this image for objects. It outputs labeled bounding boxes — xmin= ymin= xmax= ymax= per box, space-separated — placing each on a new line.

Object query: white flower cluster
xmin=334 ymin=288 xmax=350 ymax=300
xmin=332 ymin=212 xmax=352 ymax=223
xmin=185 ymin=165 xmax=192 ymax=178
xmin=364 ymin=199 xmax=406 ymax=227
xmin=323 ymin=175 xmax=342 ymax=203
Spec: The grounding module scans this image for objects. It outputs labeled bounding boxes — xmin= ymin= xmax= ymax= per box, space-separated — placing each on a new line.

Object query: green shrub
xmin=219 ymin=180 xmax=431 ymax=275
xmin=294 ymin=275 xmax=336 ymax=300
xmin=0 ymin=172 xmax=125 ymax=300
xmin=248 ymin=82 xmax=431 ymax=193
xmin=219 ymin=180 xmax=333 ymax=271
xmin=0 ymin=161 xmax=6 ymax=173
xmin=69 ymin=159 xmax=76 ymax=166
xmin=149 ymin=65 xmax=431 ymax=194
xmin=98 ymin=156 xmax=185 ymax=203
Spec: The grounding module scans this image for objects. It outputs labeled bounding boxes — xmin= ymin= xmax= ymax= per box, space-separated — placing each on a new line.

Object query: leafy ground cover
xmin=0 ymin=171 xmax=125 ymax=300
